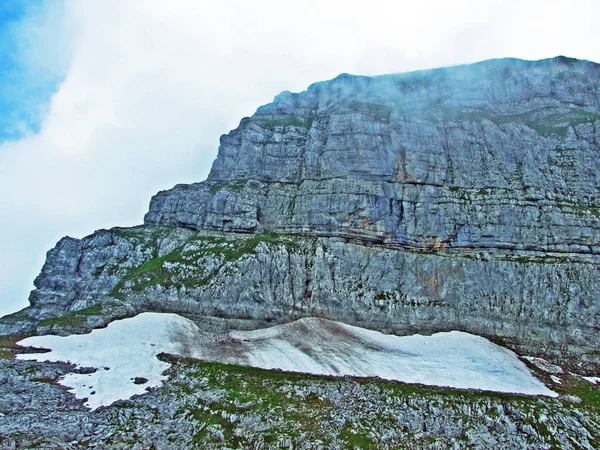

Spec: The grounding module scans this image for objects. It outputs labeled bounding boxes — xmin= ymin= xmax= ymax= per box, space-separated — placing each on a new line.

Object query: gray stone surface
xmin=146 ymin=56 xmax=600 ymax=255
xmin=4 ymin=227 xmax=598 ymax=372
xmin=1 ymin=355 xmax=598 ymax=449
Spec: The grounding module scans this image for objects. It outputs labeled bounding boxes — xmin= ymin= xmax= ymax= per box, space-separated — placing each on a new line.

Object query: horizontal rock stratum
xmin=2 ymin=56 xmax=600 ymax=373
xmin=146 ymin=56 xmax=600 ymax=254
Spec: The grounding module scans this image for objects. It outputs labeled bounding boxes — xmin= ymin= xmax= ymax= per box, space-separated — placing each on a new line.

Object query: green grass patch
xmin=257 ymin=116 xmax=313 ymax=130
xmin=0 ymin=311 xmax=32 ymax=324
xmin=36 ymin=304 xmax=104 ymax=330
xmin=111 ymin=232 xmax=303 ymax=295
xmin=167 ymin=356 xmax=535 ymax=407
xmin=339 ymin=421 xmax=377 ymax=449
xmin=111 ymin=248 xmax=186 ymax=293
xmin=190 ymin=408 xmax=236 ymax=444
xmin=560 ymin=375 xmax=600 ymax=410
xmin=0 ymin=335 xmax=25 ymax=360
xmin=422 ymin=106 xmax=600 ymax=137
xmin=208 ymin=180 xmax=248 ymax=194
xmin=348 ymin=101 xmax=393 ymax=121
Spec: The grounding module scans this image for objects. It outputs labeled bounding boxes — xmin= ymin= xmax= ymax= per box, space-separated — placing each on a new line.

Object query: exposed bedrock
xmin=146 ymin=56 xmax=600 ymax=254
xmin=5 ymin=226 xmax=599 ymax=372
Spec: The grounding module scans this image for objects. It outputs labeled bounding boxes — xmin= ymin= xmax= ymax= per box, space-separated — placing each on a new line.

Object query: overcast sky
xmin=0 ymin=0 xmax=599 ymax=317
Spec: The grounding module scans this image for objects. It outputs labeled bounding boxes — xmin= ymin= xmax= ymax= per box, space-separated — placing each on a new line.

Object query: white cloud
xmin=1 ymin=0 xmax=599 ymax=316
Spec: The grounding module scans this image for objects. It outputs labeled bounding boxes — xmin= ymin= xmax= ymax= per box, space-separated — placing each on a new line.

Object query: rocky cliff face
xmin=2 ymin=56 xmax=599 ymax=372
xmin=147 ymin=56 xmax=600 ymax=254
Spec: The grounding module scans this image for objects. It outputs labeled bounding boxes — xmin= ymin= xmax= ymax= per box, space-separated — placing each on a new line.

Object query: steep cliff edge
xmin=2 ymin=56 xmax=599 ymax=373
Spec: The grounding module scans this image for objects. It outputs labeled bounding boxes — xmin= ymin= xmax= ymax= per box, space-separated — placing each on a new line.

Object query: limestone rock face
xmin=146 ymin=57 xmax=600 ymax=255
xmin=2 ymin=56 xmax=600 ymax=371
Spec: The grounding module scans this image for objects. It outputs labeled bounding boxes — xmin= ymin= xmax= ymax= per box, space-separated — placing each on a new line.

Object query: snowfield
xmin=18 ymin=313 xmax=556 ymax=409
xmin=217 ymin=318 xmax=556 ymax=397
xmin=17 ymin=313 xmax=203 ymax=409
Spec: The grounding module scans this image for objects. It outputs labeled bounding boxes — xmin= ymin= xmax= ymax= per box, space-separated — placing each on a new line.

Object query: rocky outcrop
xmin=2 ymin=56 xmax=600 ymax=372
xmin=146 ymin=56 xmax=600 ymax=255
xmin=4 ymin=226 xmax=598 ymax=372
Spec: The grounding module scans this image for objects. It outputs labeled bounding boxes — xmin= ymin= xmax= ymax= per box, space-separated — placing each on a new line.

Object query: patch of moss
xmin=0 ymin=335 xmax=26 ymax=360
xmin=348 ymin=101 xmax=393 ymax=121
xmin=110 ymin=225 xmax=171 ymax=240
xmin=422 ymin=106 xmax=600 ymax=137
xmin=501 ymin=254 xmax=571 ymax=265
xmin=258 ymin=117 xmax=313 ymax=130
xmin=208 ymin=180 xmax=247 ymax=194
xmin=30 ymin=376 xmax=56 ymax=384
xmin=553 ymin=199 xmax=600 ymax=219
xmin=36 ymin=304 xmax=104 ymax=329
xmin=112 ymin=232 xmax=303 ymax=295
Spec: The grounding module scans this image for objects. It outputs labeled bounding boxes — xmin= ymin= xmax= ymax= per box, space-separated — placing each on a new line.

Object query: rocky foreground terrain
xmin=1 ymin=343 xmax=599 ymax=449
xmin=1 ymin=56 xmax=599 ymax=448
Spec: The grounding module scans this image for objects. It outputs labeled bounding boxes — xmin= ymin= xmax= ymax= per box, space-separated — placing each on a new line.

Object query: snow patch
xmin=583 ymin=376 xmax=600 ymax=385
xmin=18 ymin=314 xmax=556 ymax=409
xmin=221 ymin=318 xmax=556 ymax=397
xmin=17 ymin=312 xmax=202 ymax=410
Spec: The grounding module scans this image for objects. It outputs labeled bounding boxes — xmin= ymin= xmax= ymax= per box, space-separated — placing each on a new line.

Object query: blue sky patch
xmin=0 ymin=0 xmax=65 ymax=143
